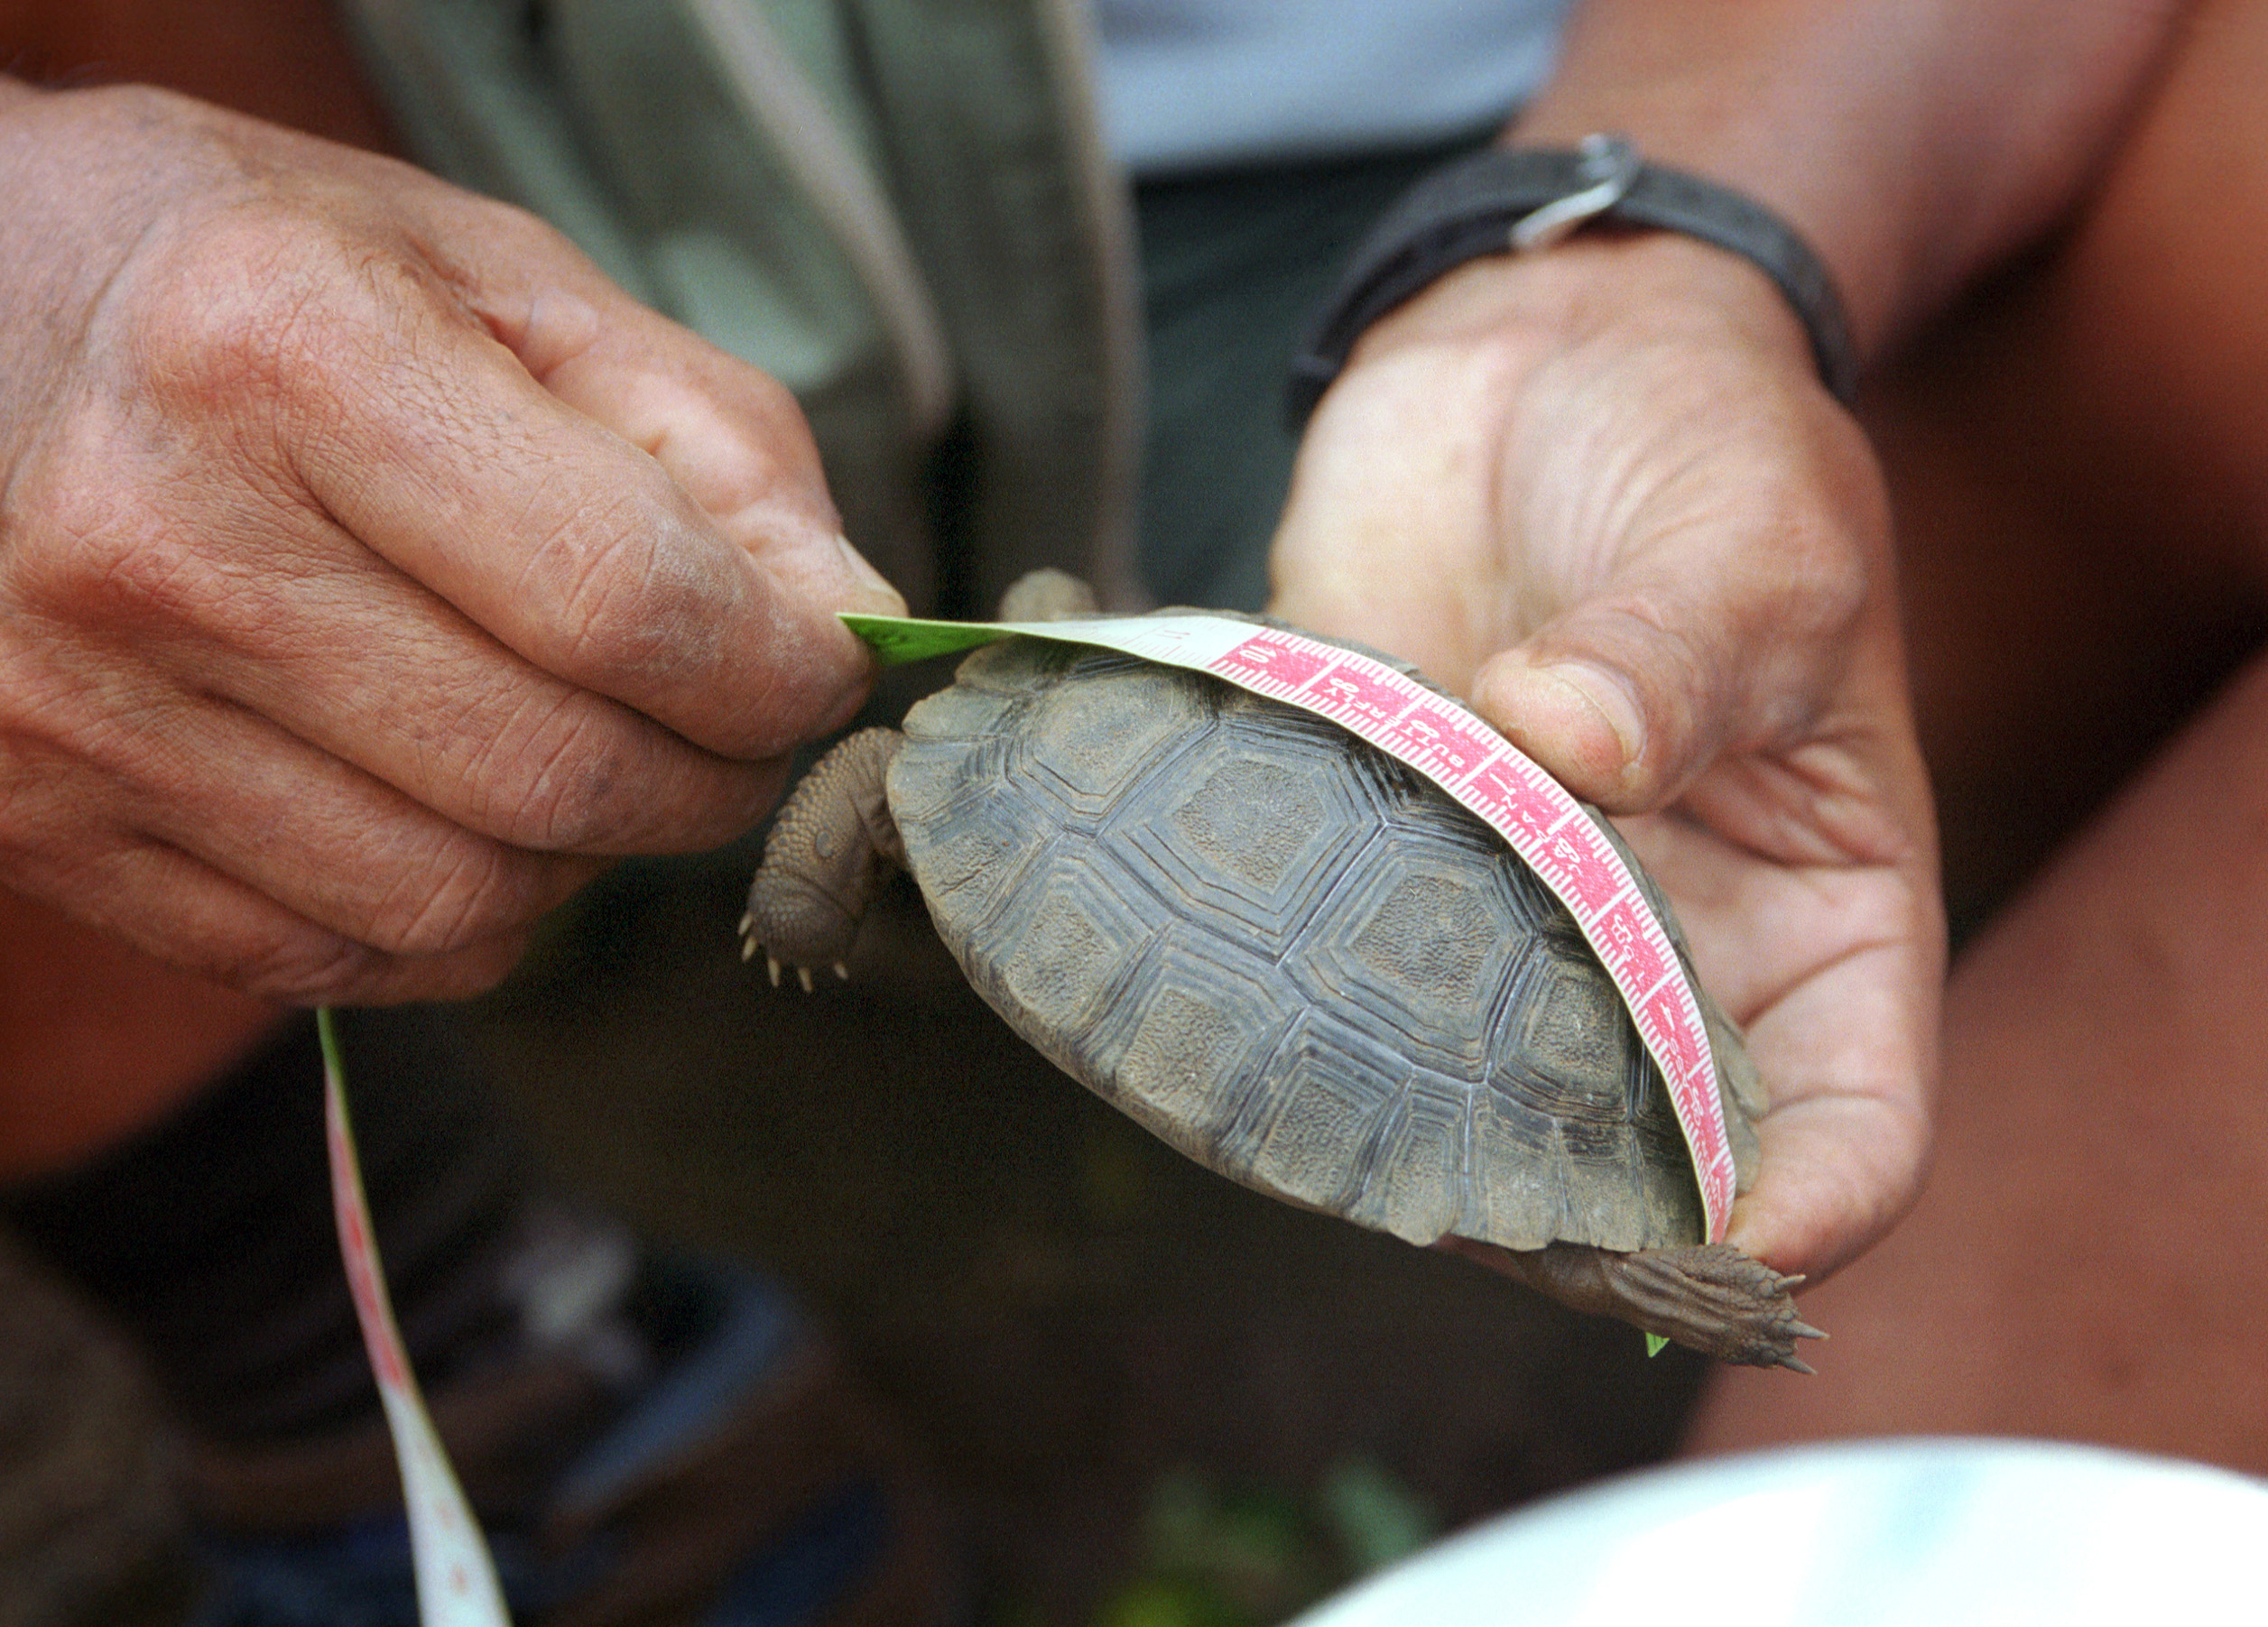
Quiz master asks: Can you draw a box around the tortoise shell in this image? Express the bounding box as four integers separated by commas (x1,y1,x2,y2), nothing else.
884,632,1757,1255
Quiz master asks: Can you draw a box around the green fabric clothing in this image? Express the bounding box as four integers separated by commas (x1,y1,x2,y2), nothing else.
341,0,1140,617
338,0,1490,616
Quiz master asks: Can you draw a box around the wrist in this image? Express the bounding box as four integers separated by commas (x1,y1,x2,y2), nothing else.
1343,228,1821,394
1290,139,1857,424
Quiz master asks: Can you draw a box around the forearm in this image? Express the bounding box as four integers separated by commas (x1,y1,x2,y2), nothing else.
1513,0,2192,359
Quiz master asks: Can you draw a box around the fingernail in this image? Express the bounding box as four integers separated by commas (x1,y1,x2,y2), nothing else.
835,533,906,616
1538,660,1647,772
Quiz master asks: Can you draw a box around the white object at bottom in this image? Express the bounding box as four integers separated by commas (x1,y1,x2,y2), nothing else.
1291,1437,2268,1627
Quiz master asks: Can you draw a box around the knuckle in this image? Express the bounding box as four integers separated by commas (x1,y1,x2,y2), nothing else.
0,400,208,636
532,484,736,693
348,832,546,961
722,365,810,448
430,190,579,276
118,201,435,451
452,692,644,851
220,925,379,1005
125,208,338,402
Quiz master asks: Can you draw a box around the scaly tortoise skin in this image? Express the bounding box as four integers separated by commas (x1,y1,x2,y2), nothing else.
745,574,1819,1367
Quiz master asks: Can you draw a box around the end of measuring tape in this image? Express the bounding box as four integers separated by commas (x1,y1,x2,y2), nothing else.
843,613,1020,666
841,612,1738,1243
321,1010,514,1627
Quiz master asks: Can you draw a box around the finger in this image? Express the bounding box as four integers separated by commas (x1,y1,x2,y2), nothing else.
86,482,793,855
488,280,911,680
475,273,866,566
1726,1074,1933,1284
3,820,541,1006
416,197,908,705
1610,804,1942,1283
8,652,605,968
1467,409,1885,815
1724,932,1937,1282
128,202,882,764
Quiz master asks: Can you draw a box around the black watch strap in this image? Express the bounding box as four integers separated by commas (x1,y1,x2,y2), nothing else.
1287,135,1858,423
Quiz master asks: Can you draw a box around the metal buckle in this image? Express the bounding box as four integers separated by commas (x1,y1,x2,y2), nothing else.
1509,134,1642,253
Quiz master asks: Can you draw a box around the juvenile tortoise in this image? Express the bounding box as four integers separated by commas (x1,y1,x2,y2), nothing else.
744,572,1819,1367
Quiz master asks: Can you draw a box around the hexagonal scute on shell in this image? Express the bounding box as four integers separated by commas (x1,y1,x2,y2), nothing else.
953,844,1164,1053
1494,930,1650,1120
1285,828,1541,1083
1004,658,1215,825
1070,928,1297,1169
1106,726,1385,949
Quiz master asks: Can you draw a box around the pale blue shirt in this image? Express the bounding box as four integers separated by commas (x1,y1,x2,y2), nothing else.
1093,0,1574,174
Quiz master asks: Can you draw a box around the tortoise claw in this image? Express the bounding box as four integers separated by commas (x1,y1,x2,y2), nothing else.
1609,1243,1825,1370
1471,1240,1826,1371
766,957,782,988
834,962,849,981
797,966,814,994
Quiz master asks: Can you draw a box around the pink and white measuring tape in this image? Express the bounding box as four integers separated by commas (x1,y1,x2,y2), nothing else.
320,1010,514,1627
854,610,1737,1242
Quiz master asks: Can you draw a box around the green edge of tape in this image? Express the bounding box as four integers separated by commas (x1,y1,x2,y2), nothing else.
1644,1333,1671,1358
842,612,1017,667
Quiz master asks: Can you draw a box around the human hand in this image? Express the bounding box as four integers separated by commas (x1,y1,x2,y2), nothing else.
0,84,903,1005
1269,234,1944,1287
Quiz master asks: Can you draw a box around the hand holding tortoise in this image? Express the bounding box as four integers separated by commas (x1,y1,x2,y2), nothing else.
745,571,1822,1366
1268,235,1945,1298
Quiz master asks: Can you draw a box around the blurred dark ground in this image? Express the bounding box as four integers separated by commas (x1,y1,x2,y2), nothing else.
481,850,1708,1622
0,838,1707,1627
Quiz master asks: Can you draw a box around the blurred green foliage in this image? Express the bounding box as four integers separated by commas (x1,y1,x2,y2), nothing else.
1091,1457,1435,1627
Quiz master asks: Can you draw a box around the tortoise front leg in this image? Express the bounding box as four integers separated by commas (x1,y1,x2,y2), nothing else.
996,567,1098,622
742,727,906,989
1459,1239,1824,1371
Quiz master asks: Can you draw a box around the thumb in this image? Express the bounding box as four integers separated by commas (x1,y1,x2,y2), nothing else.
1467,547,1868,815
1471,628,1665,811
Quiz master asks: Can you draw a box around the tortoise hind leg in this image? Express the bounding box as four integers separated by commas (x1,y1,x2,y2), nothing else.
743,727,906,989
1467,1240,1825,1372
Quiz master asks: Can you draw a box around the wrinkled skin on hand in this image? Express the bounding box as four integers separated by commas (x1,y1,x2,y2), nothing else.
0,84,903,1005
1270,235,1945,1290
